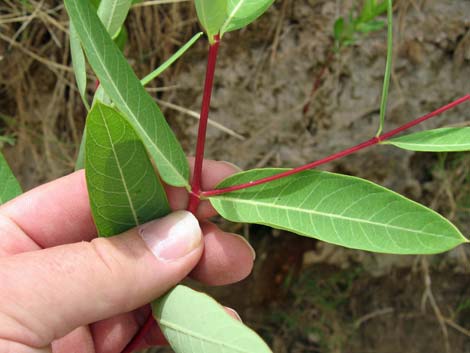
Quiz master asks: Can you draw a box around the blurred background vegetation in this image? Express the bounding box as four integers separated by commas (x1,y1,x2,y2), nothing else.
2,0,470,352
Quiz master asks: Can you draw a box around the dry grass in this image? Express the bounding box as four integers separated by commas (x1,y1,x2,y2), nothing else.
0,0,197,189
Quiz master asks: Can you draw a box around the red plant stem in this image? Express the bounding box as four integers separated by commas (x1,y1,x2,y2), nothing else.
120,36,221,353
187,35,221,213
202,94,470,198
121,313,154,353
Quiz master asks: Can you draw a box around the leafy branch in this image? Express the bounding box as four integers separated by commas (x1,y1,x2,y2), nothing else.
50,0,470,352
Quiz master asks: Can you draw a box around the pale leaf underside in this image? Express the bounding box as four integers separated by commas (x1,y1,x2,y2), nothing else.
153,285,272,353
385,127,470,152
194,0,226,41
220,0,274,34
210,169,467,254
97,0,133,38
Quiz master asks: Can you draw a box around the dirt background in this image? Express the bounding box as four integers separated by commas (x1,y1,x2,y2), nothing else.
2,0,470,352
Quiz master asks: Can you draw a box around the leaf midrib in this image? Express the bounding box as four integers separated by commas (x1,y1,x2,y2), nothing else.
389,141,470,148
158,318,253,353
72,2,186,186
100,0,117,31
213,195,451,239
98,105,139,226
221,0,246,33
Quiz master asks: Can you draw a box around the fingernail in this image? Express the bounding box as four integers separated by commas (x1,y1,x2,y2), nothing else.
221,161,243,172
226,307,243,322
233,234,256,261
140,211,202,262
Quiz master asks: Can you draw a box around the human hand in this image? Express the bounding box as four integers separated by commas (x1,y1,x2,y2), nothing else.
0,159,255,353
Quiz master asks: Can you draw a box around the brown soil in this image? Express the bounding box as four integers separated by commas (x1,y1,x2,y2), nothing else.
2,0,470,352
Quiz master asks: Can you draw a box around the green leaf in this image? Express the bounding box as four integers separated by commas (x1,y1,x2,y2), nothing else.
209,169,467,254
141,32,203,86
359,0,374,22
113,25,128,51
194,0,226,42
385,127,470,152
356,20,385,33
333,18,344,42
70,22,89,110
76,31,200,171
153,285,272,353
65,0,189,187
75,128,86,171
85,102,170,237
97,0,132,38
375,0,392,137
0,152,22,205
220,0,274,35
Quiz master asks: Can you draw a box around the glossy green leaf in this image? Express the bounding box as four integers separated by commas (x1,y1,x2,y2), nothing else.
210,169,467,254
220,0,274,35
85,102,170,237
194,0,226,42
70,22,89,110
153,285,272,353
65,0,190,187
385,127,470,152
97,0,132,38
0,152,22,205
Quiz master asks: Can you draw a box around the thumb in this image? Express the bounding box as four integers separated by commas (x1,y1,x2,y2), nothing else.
0,211,203,349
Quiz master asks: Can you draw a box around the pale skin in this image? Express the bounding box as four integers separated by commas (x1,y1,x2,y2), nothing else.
0,159,255,353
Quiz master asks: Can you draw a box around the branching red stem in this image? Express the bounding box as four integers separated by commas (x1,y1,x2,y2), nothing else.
187,35,221,213
201,94,470,198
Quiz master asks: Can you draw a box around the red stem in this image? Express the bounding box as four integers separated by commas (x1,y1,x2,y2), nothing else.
121,313,154,353
120,36,221,353
202,94,470,198
187,35,221,213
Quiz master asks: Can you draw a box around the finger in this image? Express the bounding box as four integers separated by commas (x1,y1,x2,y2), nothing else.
190,221,255,286
0,211,203,349
0,170,97,249
91,306,166,353
0,159,240,250
165,158,240,219
51,327,94,353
